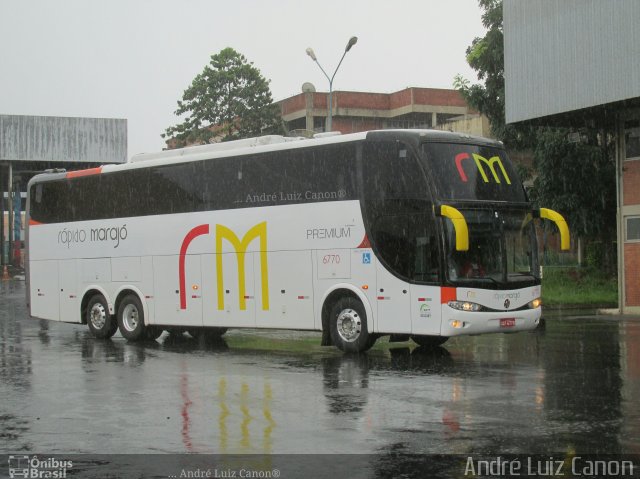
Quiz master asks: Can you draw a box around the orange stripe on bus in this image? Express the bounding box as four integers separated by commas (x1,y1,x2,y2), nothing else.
441,287,457,304
356,235,371,248
29,219,43,226
66,167,103,179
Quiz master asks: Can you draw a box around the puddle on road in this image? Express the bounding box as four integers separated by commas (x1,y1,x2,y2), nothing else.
1,282,640,457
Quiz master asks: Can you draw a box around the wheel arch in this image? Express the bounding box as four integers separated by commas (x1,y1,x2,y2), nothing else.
80,286,111,325
320,284,374,346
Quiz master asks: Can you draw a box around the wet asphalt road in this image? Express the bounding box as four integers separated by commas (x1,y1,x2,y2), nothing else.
2,280,640,476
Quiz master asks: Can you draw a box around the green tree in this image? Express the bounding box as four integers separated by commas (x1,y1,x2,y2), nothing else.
529,128,617,269
163,47,282,147
453,0,535,149
455,0,617,270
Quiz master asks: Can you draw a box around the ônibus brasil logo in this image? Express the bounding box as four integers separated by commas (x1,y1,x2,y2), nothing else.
8,455,73,478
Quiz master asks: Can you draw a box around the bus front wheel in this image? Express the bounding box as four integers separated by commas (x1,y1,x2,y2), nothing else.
86,294,118,339
329,297,373,353
117,295,147,341
411,335,448,348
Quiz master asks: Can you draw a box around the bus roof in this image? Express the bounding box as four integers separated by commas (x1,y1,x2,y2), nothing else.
28,129,503,184
129,129,501,165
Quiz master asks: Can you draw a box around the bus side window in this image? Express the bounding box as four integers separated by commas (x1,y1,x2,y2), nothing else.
362,141,426,201
371,214,439,283
362,140,439,284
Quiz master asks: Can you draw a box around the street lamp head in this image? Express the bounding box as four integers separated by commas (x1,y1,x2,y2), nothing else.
305,47,317,61
345,36,358,52
305,37,358,133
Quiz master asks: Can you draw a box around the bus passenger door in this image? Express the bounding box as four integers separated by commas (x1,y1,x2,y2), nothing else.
58,259,79,323
153,255,203,327
375,264,411,334
409,234,442,336
410,285,441,336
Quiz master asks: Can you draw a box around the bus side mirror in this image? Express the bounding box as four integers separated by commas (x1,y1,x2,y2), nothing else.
438,205,469,252
536,208,570,251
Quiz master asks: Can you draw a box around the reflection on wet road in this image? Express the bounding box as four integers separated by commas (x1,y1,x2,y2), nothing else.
1,281,639,456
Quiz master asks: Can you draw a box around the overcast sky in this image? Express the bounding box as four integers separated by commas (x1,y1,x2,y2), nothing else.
0,0,485,157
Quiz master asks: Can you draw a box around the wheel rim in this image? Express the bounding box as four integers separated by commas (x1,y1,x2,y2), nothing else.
121,304,139,332
89,303,107,330
336,308,362,343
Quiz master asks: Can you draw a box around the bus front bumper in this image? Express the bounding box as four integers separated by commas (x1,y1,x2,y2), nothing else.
440,306,542,337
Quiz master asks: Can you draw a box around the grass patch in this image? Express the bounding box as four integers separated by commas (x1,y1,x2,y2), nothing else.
541,266,617,307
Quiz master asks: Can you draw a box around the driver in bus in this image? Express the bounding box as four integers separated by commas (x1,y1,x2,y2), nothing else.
460,253,486,278
450,247,486,279
463,241,487,278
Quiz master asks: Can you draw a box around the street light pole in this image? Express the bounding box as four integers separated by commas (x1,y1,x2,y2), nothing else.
306,36,358,132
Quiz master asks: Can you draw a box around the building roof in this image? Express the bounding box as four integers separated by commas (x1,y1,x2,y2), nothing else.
0,114,127,164
504,0,640,125
279,87,470,122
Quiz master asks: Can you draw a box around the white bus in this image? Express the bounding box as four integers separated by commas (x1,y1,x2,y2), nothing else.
26,130,569,352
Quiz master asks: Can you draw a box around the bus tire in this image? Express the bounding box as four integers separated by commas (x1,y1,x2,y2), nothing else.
329,297,372,353
411,335,448,348
86,294,118,339
117,295,146,341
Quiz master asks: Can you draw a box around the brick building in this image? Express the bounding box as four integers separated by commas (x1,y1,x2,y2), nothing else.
167,86,490,146
278,86,484,137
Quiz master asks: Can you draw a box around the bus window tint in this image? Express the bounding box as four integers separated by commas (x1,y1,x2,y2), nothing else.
30,181,63,223
151,163,199,214
363,141,426,201
372,214,439,282
239,145,357,207
421,143,526,202
29,143,359,224
362,140,439,283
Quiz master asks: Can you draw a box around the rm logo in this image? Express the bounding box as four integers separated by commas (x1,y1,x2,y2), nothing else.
455,152,511,185
179,222,269,311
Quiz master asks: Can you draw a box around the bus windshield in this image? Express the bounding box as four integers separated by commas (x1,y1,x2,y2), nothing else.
444,208,539,286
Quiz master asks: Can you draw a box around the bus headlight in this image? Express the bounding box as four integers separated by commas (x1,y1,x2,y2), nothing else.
448,300,483,312
528,298,542,309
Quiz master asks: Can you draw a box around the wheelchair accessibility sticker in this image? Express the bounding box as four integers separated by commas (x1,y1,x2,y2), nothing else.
362,252,371,264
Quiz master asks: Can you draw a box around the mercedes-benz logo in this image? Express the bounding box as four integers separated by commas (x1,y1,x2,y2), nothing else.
504,299,511,309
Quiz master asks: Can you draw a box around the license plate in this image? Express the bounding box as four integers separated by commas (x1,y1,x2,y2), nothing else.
500,318,516,328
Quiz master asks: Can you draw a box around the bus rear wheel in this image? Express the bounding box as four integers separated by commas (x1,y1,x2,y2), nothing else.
117,295,147,341
329,297,373,353
86,294,118,339
411,335,448,348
